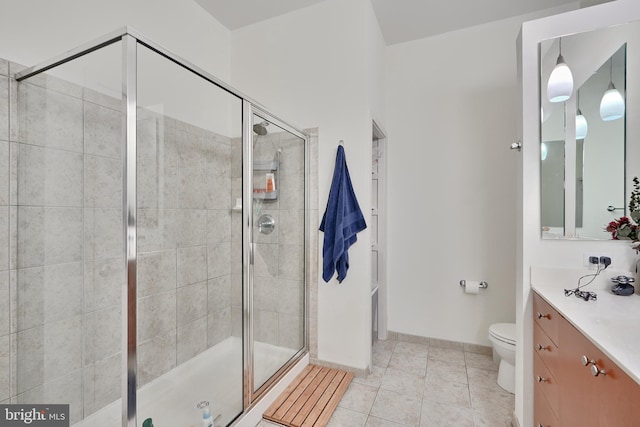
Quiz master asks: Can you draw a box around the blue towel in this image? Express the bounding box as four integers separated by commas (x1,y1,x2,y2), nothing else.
319,145,367,283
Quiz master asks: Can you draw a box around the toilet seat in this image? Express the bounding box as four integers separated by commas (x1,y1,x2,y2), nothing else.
489,323,516,346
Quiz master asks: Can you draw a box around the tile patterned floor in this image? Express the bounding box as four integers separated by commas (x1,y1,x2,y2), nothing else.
257,338,514,427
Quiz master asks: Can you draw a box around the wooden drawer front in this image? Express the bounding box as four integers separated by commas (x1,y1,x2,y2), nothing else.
533,292,561,346
534,352,560,418
534,379,561,427
534,322,559,378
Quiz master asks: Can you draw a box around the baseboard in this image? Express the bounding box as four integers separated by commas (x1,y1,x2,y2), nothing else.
387,330,492,355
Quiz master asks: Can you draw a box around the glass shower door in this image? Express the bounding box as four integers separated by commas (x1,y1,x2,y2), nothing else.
251,112,306,394
14,41,124,426
135,44,244,426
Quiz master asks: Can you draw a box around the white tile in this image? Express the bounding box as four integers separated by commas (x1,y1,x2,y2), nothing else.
466,367,501,391
175,209,206,248
84,257,123,312
365,415,409,427
17,143,83,207
420,399,474,427
327,407,368,427
370,389,422,427
207,209,231,245
16,326,43,393
207,275,231,311
84,208,122,260
84,155,121,208
278,279,304,316
380,367,425,398
177,316,208,364
473,410,513,427
137,331,176,387
90,306,121,362
177,245,208,287
18,83,83,152
138,291,177,343
208,306,231,347
464,351,497,371
278,313,303,350
0,141,8,205
84,102,121,159
17,207,83,268
0,334,9,401
92,353,121,411
338,382,379,414
423,376,471,408
208,241,232,279
353,365,386,389
469,385,515,414
137,249,176,297
178,166,208,209
0,271,8,336
425,359,467,384
43,316,82,381
428,347,465,365
393,341,429,359
388,352,427,377
177,282,208,326
278,243,304,281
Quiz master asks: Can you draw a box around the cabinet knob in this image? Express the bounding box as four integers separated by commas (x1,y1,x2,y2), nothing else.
581,355,595,366
536,344,549,351
536,312,550,320
590,364,606,377
536,375,548,383
537,424,543,427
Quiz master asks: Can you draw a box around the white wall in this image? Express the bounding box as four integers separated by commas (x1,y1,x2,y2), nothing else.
385,14,531,346
231,0,385,371
0,0,230,81
518,1,640,425
0,0,233,137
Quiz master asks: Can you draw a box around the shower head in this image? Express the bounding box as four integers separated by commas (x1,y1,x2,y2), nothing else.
253,121,269,136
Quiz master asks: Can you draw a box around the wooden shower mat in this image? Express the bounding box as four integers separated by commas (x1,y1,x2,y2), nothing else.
263,364,354,427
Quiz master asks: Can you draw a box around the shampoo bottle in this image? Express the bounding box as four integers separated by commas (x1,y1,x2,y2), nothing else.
266,173,275,193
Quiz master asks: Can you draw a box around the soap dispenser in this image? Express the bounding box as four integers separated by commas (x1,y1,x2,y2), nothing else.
198,401,214,427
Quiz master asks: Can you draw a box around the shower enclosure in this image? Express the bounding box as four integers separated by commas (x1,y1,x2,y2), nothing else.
4,28,309,427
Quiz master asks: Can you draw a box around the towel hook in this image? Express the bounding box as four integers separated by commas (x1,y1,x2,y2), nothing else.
339,139,344,145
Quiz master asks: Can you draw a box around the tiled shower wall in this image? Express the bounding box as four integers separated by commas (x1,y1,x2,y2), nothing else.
0,59,236,423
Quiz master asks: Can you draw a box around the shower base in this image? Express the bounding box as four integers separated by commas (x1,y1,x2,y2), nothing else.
72,337,297,427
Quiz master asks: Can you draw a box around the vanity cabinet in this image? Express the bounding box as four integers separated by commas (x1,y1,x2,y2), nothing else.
532,292,640,427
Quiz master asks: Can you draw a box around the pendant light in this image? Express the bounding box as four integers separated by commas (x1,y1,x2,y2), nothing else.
575,90,588,140
599,58,625,121
547,38,574,103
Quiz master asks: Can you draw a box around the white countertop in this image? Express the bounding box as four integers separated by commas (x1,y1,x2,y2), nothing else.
531,267,640,385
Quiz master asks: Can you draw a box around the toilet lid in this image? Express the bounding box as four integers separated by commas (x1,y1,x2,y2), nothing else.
489,323,516,345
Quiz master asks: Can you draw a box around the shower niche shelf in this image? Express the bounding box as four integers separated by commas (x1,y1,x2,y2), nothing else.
253,150,280,201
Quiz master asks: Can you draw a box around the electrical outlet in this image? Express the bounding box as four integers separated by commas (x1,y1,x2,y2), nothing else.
582,253,613,268
583,253,600,266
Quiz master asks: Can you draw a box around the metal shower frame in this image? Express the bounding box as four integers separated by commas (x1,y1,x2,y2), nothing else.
15,26,310,427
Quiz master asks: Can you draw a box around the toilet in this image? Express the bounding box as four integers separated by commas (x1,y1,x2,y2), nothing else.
488,323,516,394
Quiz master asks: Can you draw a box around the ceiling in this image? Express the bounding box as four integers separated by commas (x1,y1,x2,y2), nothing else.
194,0,611,45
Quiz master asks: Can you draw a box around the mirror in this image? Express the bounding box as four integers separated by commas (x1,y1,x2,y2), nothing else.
539,21,638,240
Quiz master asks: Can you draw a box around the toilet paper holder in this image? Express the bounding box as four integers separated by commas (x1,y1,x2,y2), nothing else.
459,280,489,289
